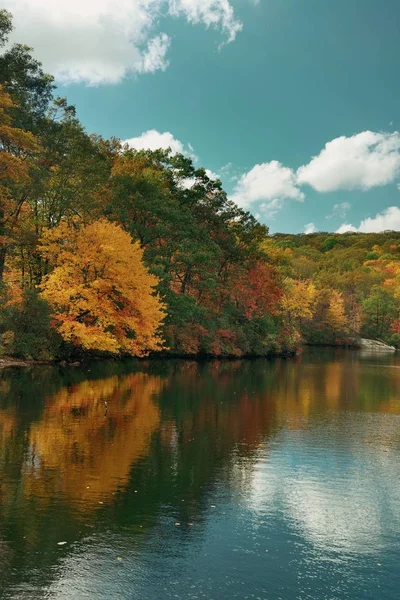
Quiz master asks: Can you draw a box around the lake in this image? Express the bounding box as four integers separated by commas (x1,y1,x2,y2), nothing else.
0,349,399,599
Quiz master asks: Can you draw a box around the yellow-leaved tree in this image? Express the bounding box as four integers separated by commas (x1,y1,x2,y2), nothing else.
325,289,348,332
40,219,165,356
280,278,316,326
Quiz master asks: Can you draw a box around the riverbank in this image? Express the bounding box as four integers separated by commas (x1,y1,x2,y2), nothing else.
0,349,297,369
1,337,395,370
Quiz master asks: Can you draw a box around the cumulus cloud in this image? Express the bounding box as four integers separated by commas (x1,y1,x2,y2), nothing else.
229,161,304,215
336,223,358,234
205,168,219,180
304,222,317,234
337,206,400,234
123,129,197,160
297,131,400,192
3,0,243,85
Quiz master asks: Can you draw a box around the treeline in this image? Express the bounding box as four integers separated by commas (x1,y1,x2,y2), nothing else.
1,10,399,361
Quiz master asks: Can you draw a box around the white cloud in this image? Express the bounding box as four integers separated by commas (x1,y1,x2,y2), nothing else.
205,168,219,180
304,222,316,234
337,206,400,234
326,202,351,220
259,198,284,218
123,129,197,160
3,0,243,85
229,161,304,215
297,131,400,192
336,223,358,234
169,0,242,44
219,162,240,183
138,33,170,74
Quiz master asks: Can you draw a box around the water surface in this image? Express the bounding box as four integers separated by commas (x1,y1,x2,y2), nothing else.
0,349,399,599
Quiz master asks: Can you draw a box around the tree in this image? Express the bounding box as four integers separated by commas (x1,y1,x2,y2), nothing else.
231,261,282,319
0,85,39,279
326,289,348,332
0,10,54,132
0,289,61,360
280,279,316,327
361,287,398,339
40,219,166,356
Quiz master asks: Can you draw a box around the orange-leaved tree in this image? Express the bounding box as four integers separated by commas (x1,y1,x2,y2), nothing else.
40,218,166,355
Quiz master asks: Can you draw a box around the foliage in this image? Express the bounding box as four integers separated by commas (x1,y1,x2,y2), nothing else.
0,85,39,278
361,287,398,339
40,219,166,356
268,231,400,345
2,11,400,359
0,289,62,360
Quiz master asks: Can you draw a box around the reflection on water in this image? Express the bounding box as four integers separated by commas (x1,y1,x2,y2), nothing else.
25,373,162,508
0,350,399,599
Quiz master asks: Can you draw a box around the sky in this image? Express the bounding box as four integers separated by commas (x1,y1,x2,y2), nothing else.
4,0,400,234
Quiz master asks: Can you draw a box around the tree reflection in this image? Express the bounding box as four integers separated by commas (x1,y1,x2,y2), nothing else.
23,373,164,508
0,351,399,596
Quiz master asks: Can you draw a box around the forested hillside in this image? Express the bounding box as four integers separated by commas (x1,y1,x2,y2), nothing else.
1,10,400,361
267,231,400,347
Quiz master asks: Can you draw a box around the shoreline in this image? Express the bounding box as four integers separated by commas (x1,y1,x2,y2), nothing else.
1,338,396,370
0,351,298,369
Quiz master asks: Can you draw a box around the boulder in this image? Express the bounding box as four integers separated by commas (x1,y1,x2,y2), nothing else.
357,338,396,352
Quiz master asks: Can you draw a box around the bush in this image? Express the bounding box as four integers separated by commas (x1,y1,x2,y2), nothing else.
388,333,400,349
0,290,62,360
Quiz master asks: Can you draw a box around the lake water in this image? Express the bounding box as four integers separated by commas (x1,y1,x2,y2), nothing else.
0,349,399,599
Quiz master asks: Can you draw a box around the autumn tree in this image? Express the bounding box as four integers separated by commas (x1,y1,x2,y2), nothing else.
0,85,38,279
108,149,274,356
40,219,165,356
280,278,316,328
231,261,282,319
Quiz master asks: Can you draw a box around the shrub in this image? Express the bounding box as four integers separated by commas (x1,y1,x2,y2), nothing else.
0,290,62,360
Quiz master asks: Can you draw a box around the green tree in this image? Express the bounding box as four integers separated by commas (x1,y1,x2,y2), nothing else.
361,287,399,339
0,10,54,132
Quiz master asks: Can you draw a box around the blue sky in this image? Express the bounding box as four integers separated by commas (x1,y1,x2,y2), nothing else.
6,0,400,233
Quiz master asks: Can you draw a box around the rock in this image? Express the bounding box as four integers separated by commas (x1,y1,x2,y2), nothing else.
59,361,81,367
357,338,396,352
0,358,32,368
